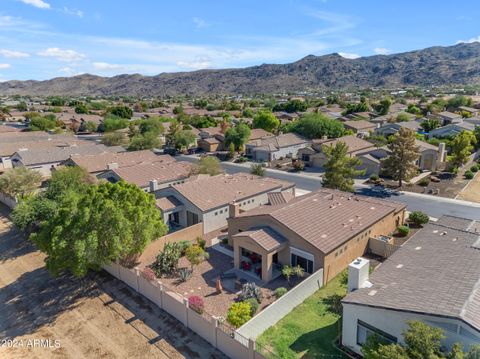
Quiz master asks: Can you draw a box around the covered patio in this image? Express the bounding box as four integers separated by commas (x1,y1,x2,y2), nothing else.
232,227,287,282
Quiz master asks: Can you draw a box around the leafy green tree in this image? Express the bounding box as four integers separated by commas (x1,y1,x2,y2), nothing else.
85,121,98,132
29,115,58,131
408,211,429,226
449,131,476,168
110,106,133,119
395,113,411,122
173,130,196,150
322,142,364,192
196,156,223,176
102,116,129,132
374,97,392,115
250,163,265,177
165,120,181,149
447,95,473,110
101,132,128,146
138,117,165,136
31,181,167,277
49,97,65,106
273,99,308,113
404,321,444,359
406,104,422,116
11,196,56,232
128,132,161,151
225,123,251,151
74,103,89,114
0,167,42,198
382,128,420,186
16,101,28,111
45,166,93,201
421,119,441,132
253,110,280,132
289,113,344,139
466,345,480,359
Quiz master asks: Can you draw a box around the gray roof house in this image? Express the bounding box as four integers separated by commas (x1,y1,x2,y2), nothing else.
375,120,422,137
341,217,480,356
428,122,475,139
245,133,310,162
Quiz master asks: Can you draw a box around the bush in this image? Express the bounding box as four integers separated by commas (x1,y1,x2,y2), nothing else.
178,240,192,256
408,211,429,226
465,170,474,179
418,178,430,187
293,160,305,172
274,287,288,299
141,267,156,282
196,237,206,249
238,282,263,303
369,174,379,182
188,295,204,314
235,156,247,163
178,268,192,282
227,302,252,328
471,164,479,172
397,225,410,237
149,242,181,277
244,298,259,316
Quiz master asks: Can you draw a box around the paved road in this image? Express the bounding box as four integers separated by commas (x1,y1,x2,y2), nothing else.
179,155,480,220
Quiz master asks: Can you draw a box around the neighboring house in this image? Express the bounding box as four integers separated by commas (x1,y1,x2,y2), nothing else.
459,106,480,117
62,150,171,175
57,113,103,132
155,173,295,234
342,216,480,356
375,120,422,137
97,159,192,192
428,122,476,139
246,133,309,162
437,111,462,125
198,127,272,153
343,120,377,136
388,103,408,114
227,189,406,283
10,144,123,176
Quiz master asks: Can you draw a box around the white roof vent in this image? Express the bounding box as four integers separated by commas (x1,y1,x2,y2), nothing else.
396,264,403,269
415,246,422,251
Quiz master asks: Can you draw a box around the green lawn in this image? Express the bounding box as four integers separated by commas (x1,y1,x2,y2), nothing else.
256,273,348,359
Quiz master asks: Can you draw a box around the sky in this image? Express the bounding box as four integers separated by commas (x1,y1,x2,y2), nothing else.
1,0,480,81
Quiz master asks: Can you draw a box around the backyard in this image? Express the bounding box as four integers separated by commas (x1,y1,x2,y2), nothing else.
256,272,348,359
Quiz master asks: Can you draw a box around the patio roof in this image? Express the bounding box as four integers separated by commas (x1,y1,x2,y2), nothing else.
233,227,287,252
156,196,183,212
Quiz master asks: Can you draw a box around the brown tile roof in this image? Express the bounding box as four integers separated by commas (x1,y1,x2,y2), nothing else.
233,227,287,252
248,133,308,151
68,150,170,173
436,215,480,233
112,160,192,188
343,120,376,130
314,135,375,154
343,222,480,331
239,189,405,254
267,191,294,206
172,173,295,212
156,196,183,211
249,128,273,140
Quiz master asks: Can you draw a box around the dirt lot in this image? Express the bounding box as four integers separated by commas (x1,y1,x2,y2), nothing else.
0,206,226,359
456,171,480,202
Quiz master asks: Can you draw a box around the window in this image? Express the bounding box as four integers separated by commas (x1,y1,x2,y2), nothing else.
214,211,218,216
357,320,397,347
252,199,255,203
459,326,480,341
291,253,313,274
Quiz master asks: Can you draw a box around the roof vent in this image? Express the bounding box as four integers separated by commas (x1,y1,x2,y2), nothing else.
440,231,447,236
415,246,422,251
370,207,375,210
368,290,377,296
452,238,458,242
396,264,403,269
433,230,439,234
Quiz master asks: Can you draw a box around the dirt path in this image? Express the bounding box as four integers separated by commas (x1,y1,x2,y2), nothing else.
456,171,480,203
0,207,226,359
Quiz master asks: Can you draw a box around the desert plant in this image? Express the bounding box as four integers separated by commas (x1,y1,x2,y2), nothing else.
196,237,206,249
244,298,259,316
188,295,204,314
141,267,156,281
149,242,181,277
369,174,379,182
227,302,252,328
418,177,430,187
250,163,266,176
178,267,193,282
185,244,209,270
409,211,429,227
238,282,263,303
293,160,305,171
471,164,479,172
465,170,474,179
397,225,410,237
178,240,192,255
274,287,288,299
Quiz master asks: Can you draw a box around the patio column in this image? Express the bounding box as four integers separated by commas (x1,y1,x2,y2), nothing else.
234,244,241,270
262,252,273,282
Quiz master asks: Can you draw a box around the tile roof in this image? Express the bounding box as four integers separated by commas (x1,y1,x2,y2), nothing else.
267,191,294,205
172,173,294,212
344,120,377,130
68,150,169,173
314,135,375,154
238,189,405,254
233,227,287,252
439,111,462,119
156,196,183,211
436,215,480,233
249,128,273,140
343,222,480,331
112,160,192,188
248,133,308,151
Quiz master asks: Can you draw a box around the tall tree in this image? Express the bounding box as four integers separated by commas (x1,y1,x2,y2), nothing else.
165,120,181,149
195,156,223,176
288,113,344,139
173,130,196,150
31,181,167,277
382,128,420,186
449,130,476,168
0,167,43,198
252,110,280,133
225,123,251,151
322,142,364,192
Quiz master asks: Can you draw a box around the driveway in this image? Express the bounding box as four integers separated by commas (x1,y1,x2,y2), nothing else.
0,206,226,359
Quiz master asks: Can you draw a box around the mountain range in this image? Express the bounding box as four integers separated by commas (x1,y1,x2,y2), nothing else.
1,42,480,97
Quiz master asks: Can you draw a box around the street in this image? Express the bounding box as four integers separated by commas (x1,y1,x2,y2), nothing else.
178,155,480,220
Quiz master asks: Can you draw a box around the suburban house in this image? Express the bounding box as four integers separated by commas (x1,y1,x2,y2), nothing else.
343,120,377,136
155,173,295,234
227,189,406,284
342,216,480,355
375,120,422,137
10,144,123,176
459,106,480,117
197,127,272,153
436,111,462,125
57,113,103,132
428,122,476,139
245,133,309,162
62,150,171,176
97,159,192,192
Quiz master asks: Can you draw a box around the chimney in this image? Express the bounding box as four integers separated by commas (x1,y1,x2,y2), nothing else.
107,162,119,170
149,179,158,192
437,142,447,163
348,257,371,292
229,202,241,218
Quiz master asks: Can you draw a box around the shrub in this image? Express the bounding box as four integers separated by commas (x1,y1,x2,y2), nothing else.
235,156,247,163
397,225,410,237
185,244,209,270
418,177,430,187
149,242,181,277
274,287,288,299
293,160,305,172
178,240,192,256
227,302,252,328
369,174,379,182
188,295,204,314
465,170,474,179
471,164,479,172
238,282,263,303
178,268,192,282
196,237,206,249
244,298,259,316
409,211,429,227
141,267,156,282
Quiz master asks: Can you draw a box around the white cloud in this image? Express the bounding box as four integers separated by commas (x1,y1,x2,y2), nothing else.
92,62,124,71
59,66,82,76
0,64,11,69
38,47,86,62
456,35,480,44
177,57,211,70
338,52,360,59
62,7,84,18
193,17,208,29
373,47,390,55
0,49,30,58
18,0,50,9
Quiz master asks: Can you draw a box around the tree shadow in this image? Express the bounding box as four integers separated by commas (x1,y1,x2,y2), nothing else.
0,227,37,263
289,322,344,358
